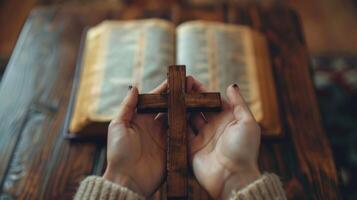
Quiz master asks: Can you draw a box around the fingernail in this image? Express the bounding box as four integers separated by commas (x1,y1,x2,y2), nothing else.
128,85,133,90
232,84,239,90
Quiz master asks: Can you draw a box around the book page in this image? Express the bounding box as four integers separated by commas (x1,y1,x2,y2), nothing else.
70,19,175,133
176,21,261,119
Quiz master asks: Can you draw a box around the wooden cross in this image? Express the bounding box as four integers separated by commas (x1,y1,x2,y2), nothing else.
137,65,222,199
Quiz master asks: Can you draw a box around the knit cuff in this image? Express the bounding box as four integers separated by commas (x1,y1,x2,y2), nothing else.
74,176,144,200
229,173,286,200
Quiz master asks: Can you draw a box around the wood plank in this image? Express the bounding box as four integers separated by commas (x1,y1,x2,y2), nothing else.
288,0,357,54
172,3,225,24
0,0,38,59
244,4,338,199
270,7,338,199
0,6,120,199
0,7,58,192
167,65,188,198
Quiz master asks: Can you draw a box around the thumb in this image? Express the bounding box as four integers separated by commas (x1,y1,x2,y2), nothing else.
115,86,139,125
226,84,254,121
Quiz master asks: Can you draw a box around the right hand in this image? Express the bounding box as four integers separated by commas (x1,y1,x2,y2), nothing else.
103,82,168,197
187,77,262,199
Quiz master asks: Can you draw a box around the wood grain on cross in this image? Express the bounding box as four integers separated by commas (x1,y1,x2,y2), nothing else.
137,65,222,199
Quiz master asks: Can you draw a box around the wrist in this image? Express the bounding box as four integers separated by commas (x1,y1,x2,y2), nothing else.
221,167,261,199
103,168,143,196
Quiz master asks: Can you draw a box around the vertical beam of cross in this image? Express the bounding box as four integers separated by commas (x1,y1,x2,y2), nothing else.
167,66,188,198
137,65,221,199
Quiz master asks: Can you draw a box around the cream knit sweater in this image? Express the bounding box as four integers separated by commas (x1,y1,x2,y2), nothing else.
74,173,286,200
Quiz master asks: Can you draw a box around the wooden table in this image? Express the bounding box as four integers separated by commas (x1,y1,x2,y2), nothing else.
0,2,339,199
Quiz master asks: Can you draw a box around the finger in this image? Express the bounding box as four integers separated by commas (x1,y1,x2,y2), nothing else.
188,127,205,156
142,80,168,120
188,126,196,142
186,75,196,93
188,126,198,163
189,112,207,133
155,113,168,128
188,76,223,121
115,86,139,125
150,80,168,94
226,84,255,121
186,76,206,92
153,113,168,149
188,125,200,159
220,98,232,110
191,77,206,92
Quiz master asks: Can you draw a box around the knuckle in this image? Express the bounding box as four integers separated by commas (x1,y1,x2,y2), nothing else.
233,104,245,114
241,117,260,131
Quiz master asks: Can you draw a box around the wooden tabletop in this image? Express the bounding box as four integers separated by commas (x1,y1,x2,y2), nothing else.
0,2,339,199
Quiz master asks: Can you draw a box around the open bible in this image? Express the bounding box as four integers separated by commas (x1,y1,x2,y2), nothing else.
68,19,281,138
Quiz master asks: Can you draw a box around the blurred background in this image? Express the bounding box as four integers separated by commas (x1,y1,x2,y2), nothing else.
0,0,356,199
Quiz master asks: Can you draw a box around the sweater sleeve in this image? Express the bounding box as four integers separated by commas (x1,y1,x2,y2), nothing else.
229,173,286,200
74,176,144,200
74,174,285,200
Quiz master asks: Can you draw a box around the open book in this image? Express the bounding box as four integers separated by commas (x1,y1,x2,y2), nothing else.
68,19,281,138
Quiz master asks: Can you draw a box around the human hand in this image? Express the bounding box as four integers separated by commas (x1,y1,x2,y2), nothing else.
187,77,261,199
103,82,168,197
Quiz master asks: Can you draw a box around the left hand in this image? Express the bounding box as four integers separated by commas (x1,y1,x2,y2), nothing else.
187,77,261,199
103,82,168,197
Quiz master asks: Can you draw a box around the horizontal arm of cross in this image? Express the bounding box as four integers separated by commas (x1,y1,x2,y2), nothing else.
137,93,222,113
